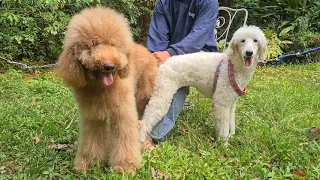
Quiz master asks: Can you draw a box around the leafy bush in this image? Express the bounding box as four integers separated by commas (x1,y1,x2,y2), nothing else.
236,0,320,34
236,0,320,63
264,28,292,59
0,0,146,63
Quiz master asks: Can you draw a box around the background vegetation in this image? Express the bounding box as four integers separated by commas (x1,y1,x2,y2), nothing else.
1,0,319,64
0,0,152,63
0,0,319,179
0,63,319,179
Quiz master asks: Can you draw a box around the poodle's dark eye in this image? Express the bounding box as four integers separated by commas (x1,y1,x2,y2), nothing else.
254,39,258,42
241,40,245,43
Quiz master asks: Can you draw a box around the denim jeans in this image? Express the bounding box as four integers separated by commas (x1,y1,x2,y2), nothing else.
149,86,189,142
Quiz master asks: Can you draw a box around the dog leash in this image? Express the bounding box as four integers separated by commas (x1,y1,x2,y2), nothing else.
258,47,320,64
213,58,246,96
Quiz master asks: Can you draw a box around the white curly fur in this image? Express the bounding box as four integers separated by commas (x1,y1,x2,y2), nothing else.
139,26,267,143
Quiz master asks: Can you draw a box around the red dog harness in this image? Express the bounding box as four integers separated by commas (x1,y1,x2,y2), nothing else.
213,58,246,96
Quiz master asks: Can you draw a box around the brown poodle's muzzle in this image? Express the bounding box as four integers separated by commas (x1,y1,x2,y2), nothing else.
103,64,116,72
94,63,117,86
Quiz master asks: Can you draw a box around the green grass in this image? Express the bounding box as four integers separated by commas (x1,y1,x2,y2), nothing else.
0,63,319,179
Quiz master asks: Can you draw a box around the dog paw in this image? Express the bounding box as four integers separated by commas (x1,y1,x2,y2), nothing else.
138,121,147,144
140,135,155,151
112,163,137,176
74,157,90,172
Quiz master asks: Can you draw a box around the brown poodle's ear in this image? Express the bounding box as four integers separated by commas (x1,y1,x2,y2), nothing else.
118,64,130,79
259,38,268,60
57,46,87,87
117,52,131,79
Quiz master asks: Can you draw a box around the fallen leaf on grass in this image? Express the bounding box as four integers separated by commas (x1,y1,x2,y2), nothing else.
0,165,13,175
23,73,40,82
251,178,261,180
310,127,320,138
0,166,5,174
198,149,210,156
293,170,306,178
55,121,64,125
219,154,229,159
263,163,273,169
48,144,69,150
151,167,169,180
65,169,72,175
33,134,40,144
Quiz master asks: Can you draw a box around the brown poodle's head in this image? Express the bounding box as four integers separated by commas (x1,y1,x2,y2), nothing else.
57,7,133,88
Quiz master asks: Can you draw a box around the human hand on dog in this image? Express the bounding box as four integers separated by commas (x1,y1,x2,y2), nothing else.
152,51,171,66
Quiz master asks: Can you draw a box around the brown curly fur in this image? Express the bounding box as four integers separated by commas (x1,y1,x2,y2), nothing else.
57,7,157,174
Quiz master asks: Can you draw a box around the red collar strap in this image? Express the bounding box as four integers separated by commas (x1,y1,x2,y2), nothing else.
213,58,246,96
228,59,246,96
212,58,225,94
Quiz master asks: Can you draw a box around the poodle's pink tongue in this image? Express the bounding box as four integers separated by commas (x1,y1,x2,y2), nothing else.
245,57,253,67
103,73,113,86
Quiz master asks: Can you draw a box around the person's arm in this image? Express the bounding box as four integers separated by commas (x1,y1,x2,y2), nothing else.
167,0,219,55
146,1,169,53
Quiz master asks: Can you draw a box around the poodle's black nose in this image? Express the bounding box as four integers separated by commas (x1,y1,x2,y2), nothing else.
245,50,253,56
103,64,115,72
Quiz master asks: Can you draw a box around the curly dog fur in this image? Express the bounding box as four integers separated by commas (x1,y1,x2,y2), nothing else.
139,26,267,143
57,7,157,174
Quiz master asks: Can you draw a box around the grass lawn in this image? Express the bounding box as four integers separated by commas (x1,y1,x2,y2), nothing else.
0,63,319,179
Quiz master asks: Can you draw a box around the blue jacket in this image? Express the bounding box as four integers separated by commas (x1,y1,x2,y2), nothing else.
147,0,219,55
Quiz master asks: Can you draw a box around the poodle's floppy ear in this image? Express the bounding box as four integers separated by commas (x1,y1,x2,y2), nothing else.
118,64,130,79
57,46,87,87
117,53,131,79
224,38,236,56
259,37,268,60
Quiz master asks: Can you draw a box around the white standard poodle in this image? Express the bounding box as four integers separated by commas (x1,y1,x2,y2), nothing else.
139,25,267,143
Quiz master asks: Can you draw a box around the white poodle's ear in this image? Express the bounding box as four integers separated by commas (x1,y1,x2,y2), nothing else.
259,37,268,60
225,38,235,56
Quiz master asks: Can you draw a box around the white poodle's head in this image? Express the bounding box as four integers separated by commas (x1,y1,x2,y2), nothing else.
225,25,267,67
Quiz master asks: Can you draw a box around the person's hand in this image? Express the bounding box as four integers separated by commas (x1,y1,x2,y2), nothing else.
152,51,171,66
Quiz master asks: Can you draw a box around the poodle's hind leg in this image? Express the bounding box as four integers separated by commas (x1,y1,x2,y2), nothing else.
229,102,236,136
75,119,107,171
108,91,142,175
140,84,180,139
212,104,232,142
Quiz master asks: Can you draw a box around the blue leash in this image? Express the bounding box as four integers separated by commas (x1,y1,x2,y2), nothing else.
259,47,320,64
277,47,320,61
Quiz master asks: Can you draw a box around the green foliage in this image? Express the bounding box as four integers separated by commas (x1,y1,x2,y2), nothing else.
263,28,292,59
1,63,320,178
0,0,147,62
236,0,320,34
236,0,320,62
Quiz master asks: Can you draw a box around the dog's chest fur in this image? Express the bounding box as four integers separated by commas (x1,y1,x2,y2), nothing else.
73,79,133,120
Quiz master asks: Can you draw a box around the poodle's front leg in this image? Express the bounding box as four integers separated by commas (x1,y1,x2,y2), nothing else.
75,119,107,171
108,92,142,175
229,102,236,135
212,104,232,142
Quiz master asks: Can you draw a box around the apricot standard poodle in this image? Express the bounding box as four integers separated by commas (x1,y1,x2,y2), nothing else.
57,7,157,174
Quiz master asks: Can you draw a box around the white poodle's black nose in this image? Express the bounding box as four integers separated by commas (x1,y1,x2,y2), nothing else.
245,50,253,56
103,64,116,72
